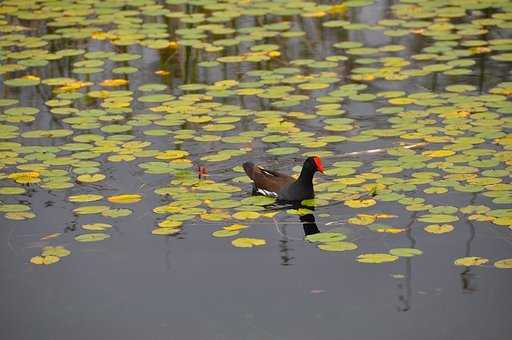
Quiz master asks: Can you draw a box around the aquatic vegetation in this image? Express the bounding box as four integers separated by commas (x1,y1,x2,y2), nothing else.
30,246,71,265
0,0,509,270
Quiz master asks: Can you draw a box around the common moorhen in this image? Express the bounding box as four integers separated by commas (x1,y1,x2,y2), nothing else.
242,156,325,201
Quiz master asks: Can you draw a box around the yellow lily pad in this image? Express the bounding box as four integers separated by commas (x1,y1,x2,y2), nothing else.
318,241,358,252
40,233,61,240
151,228,180,235
454,257,489,266
422,150,455,158
68,194,103,202
107,194,142,204
494,259,512,269
232,211,260,220
348,214,376,225
376,228,405,234
158,220,183,228
201,212,231,221
356,253,399,264
77,174,106,183
75,233,110,242
212,229,240,237
389,248,422,257
345,199,376,208
73,205,110,215
223,224,249,231
5,211,35,220
30,255,60,265
41,246,71,257
81,223,112,231
155,150,189,159
424,224,454,234
8,171,41,184
231,237,266,248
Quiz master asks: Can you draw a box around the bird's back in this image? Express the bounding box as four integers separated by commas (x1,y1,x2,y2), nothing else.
242,162,295,196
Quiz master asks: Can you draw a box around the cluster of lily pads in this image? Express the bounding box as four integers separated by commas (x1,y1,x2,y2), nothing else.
0,0,511,268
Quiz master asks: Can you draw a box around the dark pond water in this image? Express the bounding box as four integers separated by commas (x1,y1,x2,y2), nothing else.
1,0,512,339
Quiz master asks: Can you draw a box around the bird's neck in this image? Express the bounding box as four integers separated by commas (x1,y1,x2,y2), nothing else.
297,166,315,185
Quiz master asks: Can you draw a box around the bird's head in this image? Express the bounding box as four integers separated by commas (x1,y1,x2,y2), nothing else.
306,156,325,174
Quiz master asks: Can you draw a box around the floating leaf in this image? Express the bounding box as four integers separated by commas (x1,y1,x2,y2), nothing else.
231,238,266,248
4,76,41,87
82,223,112,231
424,224,454,234
207,199,241,209
101,208,132,218
152,228,180,235
357,253,399,264
454,257,489,267
212,229,240,237
107,194,142,204
73,205,110,215
376,227,405,234
0,187,25,195
306,232,346,243
5,211,35,220
422,150,455,158
8,172,40,184
77,174,106,183
345,199,376,208
41,233,61,240
240,196,276,206
68,194,103,202
348,214,376,225
318,241,358,252
266,147,300,155
223,224,249,231
389,248,422,257
233,211,260,220
74,233,110,242
494,259,512,269
41,246,71,257
30,255,59,265
201,212,231,221
418,214,459,223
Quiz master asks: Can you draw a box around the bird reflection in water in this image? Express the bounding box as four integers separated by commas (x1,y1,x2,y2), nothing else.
276,203,320,266
300,210,320,236
395,218,415,312
461,218,478,293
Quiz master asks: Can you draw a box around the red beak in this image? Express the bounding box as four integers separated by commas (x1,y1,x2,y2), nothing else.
313,157,324,173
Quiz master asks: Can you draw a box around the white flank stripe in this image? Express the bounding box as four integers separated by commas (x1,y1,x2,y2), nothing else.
257,188,278,197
